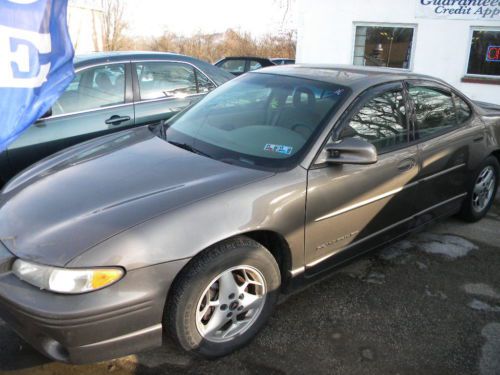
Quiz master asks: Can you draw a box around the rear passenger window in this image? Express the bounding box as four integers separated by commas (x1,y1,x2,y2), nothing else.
341,89,408,153
454,94,472,124
219,59,246,74
136,62,197,100
408,86,457,139
249,61,262,71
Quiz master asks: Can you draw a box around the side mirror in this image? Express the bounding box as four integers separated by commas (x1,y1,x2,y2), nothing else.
40,107,52,119
324,137,378,165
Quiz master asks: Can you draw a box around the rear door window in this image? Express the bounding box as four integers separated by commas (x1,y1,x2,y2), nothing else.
219,59,247,74
249,60,263,71
408,85,457,139
454,94,472,124
135,62,198,100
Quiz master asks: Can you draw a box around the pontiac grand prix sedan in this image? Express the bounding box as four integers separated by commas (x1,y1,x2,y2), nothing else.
0,65,499,363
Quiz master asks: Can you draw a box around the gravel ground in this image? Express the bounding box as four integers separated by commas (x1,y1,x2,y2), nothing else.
0,194,499,375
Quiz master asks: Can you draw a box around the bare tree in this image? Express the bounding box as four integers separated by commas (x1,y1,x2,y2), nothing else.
101,0,129,51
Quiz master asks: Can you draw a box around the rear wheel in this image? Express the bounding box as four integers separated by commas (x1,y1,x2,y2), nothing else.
458,156,499,222
165,237,281,358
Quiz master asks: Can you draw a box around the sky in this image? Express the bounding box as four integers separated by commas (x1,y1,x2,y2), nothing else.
123,0,297,38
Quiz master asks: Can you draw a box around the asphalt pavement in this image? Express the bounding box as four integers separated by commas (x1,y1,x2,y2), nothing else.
1,194,499,375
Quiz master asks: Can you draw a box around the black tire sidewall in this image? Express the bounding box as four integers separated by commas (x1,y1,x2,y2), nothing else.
167,238,281,358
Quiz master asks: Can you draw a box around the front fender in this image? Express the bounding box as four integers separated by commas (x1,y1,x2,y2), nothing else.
67,168,307,272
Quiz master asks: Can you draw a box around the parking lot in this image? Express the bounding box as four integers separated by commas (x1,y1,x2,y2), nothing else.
0,194,499,375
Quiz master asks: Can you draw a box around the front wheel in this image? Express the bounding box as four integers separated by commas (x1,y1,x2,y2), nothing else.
458,156,499,222
165,237,281,358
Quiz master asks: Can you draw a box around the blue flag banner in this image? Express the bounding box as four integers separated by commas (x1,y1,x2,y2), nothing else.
0,0,74,152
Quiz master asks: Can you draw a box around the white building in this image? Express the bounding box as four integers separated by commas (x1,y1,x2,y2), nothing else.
68,0,104,53
296,0,500,104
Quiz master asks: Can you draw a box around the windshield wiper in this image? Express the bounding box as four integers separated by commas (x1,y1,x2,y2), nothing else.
168,140,211,158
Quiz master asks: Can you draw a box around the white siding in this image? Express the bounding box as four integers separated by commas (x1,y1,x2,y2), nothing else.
296,0,500,104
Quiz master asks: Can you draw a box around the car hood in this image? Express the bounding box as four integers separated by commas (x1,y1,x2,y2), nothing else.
0,128,272,267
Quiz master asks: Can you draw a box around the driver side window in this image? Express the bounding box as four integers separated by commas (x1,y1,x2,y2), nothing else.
341,89,409,153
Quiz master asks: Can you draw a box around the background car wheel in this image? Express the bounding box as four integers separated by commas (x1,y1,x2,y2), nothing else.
458,156,499,222
165,236,281,358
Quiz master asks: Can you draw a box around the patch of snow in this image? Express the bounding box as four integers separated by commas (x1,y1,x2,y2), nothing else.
416,261,428,270
425,286,447,300
480,323,500,375
379,240,413,261
464,283,500,300
414,233,478,259
468,299,500,313
363,271,385,285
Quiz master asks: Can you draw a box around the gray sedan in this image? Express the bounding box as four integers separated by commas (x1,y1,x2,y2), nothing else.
0,65,499,363
0,52,233,184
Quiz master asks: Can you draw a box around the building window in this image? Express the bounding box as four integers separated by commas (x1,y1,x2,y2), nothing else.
353,25,415,69
466,29,500,77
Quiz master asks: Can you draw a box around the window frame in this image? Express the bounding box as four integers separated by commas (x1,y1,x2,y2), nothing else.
351,22,418,72
463,26,500,80
131,60,218,103
37,61,133,121
332,81,413,156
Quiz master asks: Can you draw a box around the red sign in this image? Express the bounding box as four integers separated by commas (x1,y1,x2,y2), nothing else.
486,46,500,62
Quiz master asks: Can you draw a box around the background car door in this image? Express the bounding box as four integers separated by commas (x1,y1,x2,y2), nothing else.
133,61,215,126
305,83,419,274
407,82,486,220
7,62,134,175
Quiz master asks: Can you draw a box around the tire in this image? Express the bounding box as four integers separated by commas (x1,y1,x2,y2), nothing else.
165,236,281,358
458,156,499,222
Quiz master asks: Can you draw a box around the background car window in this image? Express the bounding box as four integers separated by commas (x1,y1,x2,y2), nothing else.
249,61,262,71
136,62,197,100
52,64,125,115
196,70,216,93
408,86,457,139
454,95,472,124
341,89,408,152
219,60,246,74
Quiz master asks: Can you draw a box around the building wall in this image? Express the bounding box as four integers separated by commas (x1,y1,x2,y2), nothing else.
68,0,104,54
296,0,500,104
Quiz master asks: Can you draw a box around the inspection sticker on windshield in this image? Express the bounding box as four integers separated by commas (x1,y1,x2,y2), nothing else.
264,144,293,155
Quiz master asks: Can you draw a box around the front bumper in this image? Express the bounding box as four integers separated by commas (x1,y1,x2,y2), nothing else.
0,250,189,364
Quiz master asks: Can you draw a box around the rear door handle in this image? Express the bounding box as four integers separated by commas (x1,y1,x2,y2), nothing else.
105,115,131,125
397,158,416,172
473,135,484,142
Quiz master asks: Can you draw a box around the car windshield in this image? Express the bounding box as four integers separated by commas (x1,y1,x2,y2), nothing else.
165,73,349,170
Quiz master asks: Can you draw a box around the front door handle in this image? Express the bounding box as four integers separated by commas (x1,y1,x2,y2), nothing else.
105,115,131,125
397,158,416,172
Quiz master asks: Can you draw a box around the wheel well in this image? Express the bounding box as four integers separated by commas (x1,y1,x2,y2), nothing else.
242,230,292,283
491,150,500,167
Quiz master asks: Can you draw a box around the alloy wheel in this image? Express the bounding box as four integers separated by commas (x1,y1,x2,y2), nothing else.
195,265,267,343
472,166,496,213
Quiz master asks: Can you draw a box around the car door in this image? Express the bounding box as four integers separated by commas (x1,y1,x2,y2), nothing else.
406,81,486,220
133,61,215,126
7,62,134,176
305,82,419,274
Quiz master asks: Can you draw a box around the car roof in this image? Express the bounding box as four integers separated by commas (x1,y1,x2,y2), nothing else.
73,51,234,86
255,64,447,91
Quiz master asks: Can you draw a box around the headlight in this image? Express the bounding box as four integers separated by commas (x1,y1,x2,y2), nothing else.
12,259,124,294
